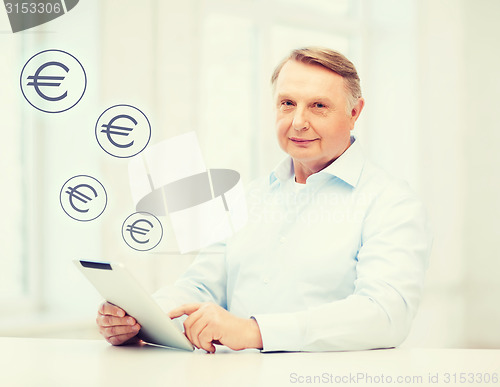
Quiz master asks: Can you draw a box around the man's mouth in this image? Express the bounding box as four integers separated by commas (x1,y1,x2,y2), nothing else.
289,137,318,144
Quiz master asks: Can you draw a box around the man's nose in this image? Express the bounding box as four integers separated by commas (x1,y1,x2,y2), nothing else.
292,108,309,131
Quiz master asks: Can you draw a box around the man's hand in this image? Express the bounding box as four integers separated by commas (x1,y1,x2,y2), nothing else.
169,302,263,353
96,302,142,345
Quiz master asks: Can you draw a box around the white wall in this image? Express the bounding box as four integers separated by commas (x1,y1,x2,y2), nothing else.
461,0,500,348
402,0,500,349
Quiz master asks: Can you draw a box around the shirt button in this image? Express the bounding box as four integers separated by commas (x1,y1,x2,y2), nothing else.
263,277,270,284
279,236,286,244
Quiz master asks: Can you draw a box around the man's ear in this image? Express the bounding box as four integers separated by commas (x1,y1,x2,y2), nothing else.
351,97,365,121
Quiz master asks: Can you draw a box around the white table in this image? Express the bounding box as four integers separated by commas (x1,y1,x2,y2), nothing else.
1,337,499,386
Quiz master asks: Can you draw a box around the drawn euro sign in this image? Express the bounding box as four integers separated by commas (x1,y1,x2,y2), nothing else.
4,0,79,33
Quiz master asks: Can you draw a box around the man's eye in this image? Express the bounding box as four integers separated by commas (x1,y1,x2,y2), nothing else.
314,102,326,108
282,101,294,106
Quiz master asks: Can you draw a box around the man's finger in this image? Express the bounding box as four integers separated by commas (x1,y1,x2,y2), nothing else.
188,316,209,350
108,332,139,346
183,310,204,346
102,323,140,338
98,314,136,327
199,328,216,354
99,302,125,317
169,303,203,319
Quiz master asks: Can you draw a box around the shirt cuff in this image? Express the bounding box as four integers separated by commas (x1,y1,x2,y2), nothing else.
251,311,306,352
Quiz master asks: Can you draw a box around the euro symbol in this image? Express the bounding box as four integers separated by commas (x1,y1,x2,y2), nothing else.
27,61,69,101
100,114,137,149
126,219,154,244
65,184,98,213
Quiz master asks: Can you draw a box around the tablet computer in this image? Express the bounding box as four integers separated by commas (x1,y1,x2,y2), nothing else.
74,259,194,351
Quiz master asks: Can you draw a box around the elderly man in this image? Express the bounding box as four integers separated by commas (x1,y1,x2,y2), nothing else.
96,47,431,353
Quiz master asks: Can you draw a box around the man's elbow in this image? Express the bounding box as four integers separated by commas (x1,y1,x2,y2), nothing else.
371,299,416,350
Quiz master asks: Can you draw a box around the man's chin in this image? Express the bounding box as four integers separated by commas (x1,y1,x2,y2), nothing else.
288,148,319,162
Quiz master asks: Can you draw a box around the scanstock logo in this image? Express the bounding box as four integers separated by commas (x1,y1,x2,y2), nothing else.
4,0,79,33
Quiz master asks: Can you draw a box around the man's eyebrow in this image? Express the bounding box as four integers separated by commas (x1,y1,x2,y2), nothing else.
275,93,334,103
275,93,292,100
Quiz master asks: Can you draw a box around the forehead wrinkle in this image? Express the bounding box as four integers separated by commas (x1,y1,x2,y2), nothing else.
275,80,340,104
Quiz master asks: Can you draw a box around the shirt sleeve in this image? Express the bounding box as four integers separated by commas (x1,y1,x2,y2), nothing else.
152,242,228,318
252,184,432,352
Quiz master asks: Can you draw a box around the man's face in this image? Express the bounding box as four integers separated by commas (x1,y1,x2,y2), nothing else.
274,60,363,174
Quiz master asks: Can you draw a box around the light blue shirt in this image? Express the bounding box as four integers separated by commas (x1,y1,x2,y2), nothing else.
154,138,432,351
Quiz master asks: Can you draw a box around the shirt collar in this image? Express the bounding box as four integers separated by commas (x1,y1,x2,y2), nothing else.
269,136,365,188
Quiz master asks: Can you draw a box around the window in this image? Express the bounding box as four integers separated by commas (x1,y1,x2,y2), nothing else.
0,34,37,312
